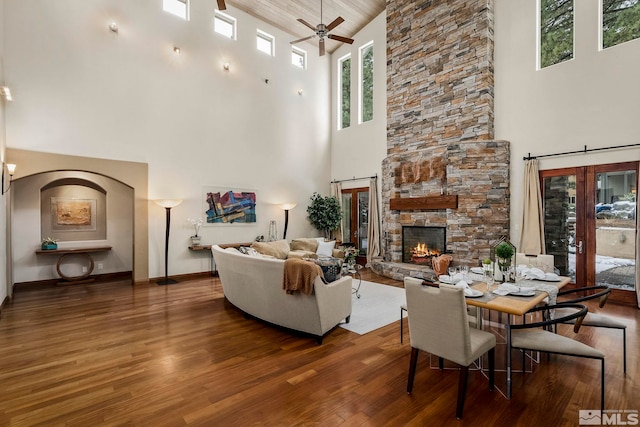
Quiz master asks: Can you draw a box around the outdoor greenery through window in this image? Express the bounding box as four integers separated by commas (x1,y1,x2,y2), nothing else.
214,11,236,39
339,54,351,129
540,0,574,68
360,42,374,123
602,0,640,49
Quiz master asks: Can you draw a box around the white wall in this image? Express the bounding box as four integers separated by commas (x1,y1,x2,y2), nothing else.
3,0,331,279
330,11,387,190
495,0,640,245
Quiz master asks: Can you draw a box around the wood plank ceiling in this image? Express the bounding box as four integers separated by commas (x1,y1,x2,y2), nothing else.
227,0,386,54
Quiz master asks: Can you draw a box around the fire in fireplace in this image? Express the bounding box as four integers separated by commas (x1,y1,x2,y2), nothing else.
402,226,446,265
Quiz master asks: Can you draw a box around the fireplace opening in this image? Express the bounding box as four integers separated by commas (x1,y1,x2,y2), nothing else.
402,226,446,265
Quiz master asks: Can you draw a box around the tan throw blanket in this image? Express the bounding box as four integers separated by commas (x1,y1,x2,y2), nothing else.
283,258,322,295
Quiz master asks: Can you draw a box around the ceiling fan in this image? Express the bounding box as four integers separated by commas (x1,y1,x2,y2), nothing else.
290,0,354,56
217,0,226,11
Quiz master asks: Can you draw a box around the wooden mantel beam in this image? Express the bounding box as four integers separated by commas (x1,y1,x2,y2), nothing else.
389,195,458,211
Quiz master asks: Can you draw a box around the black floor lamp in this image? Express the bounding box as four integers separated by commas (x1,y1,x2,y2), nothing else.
279,203,297,240
154,199,183,285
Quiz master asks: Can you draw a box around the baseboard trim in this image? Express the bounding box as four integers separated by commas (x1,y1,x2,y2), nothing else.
13,271,133,290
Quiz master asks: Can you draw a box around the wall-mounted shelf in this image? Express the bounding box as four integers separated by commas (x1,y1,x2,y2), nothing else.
389,195,458,211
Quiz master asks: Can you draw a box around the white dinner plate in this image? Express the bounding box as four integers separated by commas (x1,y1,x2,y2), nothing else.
509,289,536,297
533,276,561,282
464,289,484,298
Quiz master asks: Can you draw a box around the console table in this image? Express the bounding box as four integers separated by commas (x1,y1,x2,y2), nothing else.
35,246,112,285
191,242,254,277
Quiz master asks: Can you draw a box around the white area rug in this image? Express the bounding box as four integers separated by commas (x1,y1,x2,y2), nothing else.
339,280,407,335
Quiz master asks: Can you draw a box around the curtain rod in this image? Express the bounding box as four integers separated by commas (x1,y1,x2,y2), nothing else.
331,174,377,184
523,143,640,161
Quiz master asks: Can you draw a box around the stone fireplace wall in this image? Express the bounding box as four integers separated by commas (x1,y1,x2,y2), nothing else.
376,0,509,278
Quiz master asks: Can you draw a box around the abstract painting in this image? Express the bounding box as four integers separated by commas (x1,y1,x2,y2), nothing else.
204,188,257,224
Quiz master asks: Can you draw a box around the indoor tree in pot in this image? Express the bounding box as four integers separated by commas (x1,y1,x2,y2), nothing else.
306,193,342,240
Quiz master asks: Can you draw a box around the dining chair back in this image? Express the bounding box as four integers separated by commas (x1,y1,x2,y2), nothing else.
555,285,627,372
510,303,605,409
404,277,496,419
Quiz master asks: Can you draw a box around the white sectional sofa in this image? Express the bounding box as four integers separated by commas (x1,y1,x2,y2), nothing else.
211,245,352,343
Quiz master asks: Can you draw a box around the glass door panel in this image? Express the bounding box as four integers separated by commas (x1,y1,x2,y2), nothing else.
341,193,353,244
594,169,636,291
543,174,579,283
357,192,369,255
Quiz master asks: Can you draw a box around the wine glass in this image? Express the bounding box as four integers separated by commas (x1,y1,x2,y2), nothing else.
484,271,494,293
448,266,458,281
460,266,469,281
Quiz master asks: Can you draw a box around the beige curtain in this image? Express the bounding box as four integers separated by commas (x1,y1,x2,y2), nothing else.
366,177,380,266
519,159,546,255
330,182,343,243
636,164,640,308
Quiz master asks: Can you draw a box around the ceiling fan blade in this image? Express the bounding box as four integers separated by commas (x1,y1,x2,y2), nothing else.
319,39,325,56
326,16,345,31
216,0,226,10
297,18,317,31
290,35,316,45
327,34,354,44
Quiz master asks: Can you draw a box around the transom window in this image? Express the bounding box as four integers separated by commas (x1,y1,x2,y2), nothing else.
163,0,189,20
539,0,574,68
257,30,275,56
602,0,640,49
291,46,306,69
214,10,236,40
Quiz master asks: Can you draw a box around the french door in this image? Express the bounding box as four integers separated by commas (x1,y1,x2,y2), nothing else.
341,187,368,256
541,162,638,304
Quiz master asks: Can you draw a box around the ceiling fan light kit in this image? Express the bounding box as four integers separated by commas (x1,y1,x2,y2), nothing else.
290,0,354,56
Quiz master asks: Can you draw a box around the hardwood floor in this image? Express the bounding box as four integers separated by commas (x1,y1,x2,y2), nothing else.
0,270,637,426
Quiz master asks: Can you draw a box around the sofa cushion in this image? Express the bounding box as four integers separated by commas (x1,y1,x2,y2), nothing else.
288,250,318,260
316,240,336,257
251,240,290,259
290,238,319,253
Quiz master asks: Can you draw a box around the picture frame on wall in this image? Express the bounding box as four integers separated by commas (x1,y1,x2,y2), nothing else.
51,197,97,232
203,187,257,225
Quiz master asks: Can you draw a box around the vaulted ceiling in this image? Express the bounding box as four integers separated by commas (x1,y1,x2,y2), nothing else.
227,0,386,54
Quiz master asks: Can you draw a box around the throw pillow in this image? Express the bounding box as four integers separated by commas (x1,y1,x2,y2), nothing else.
251,240,290,259
308,256,343,283
290,238,319,252
316,240,336,257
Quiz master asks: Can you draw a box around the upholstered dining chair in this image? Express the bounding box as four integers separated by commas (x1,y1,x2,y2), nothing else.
404,277,496,419
400,278,480,343
508,303,605,409
553,285,627,373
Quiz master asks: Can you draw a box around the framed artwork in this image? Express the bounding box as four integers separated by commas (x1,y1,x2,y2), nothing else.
51,198,97,231
203,188,257,224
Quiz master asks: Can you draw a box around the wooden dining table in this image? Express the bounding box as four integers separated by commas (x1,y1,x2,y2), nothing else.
463,276,571,398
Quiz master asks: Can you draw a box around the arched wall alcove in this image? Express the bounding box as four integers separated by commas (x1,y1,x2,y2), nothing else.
6,149,148,290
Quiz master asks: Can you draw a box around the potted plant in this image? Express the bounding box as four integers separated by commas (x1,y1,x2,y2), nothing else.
306,193,342,240
495,242,515,282
41,237,58,250
187,218,203,246
343,246,358,269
